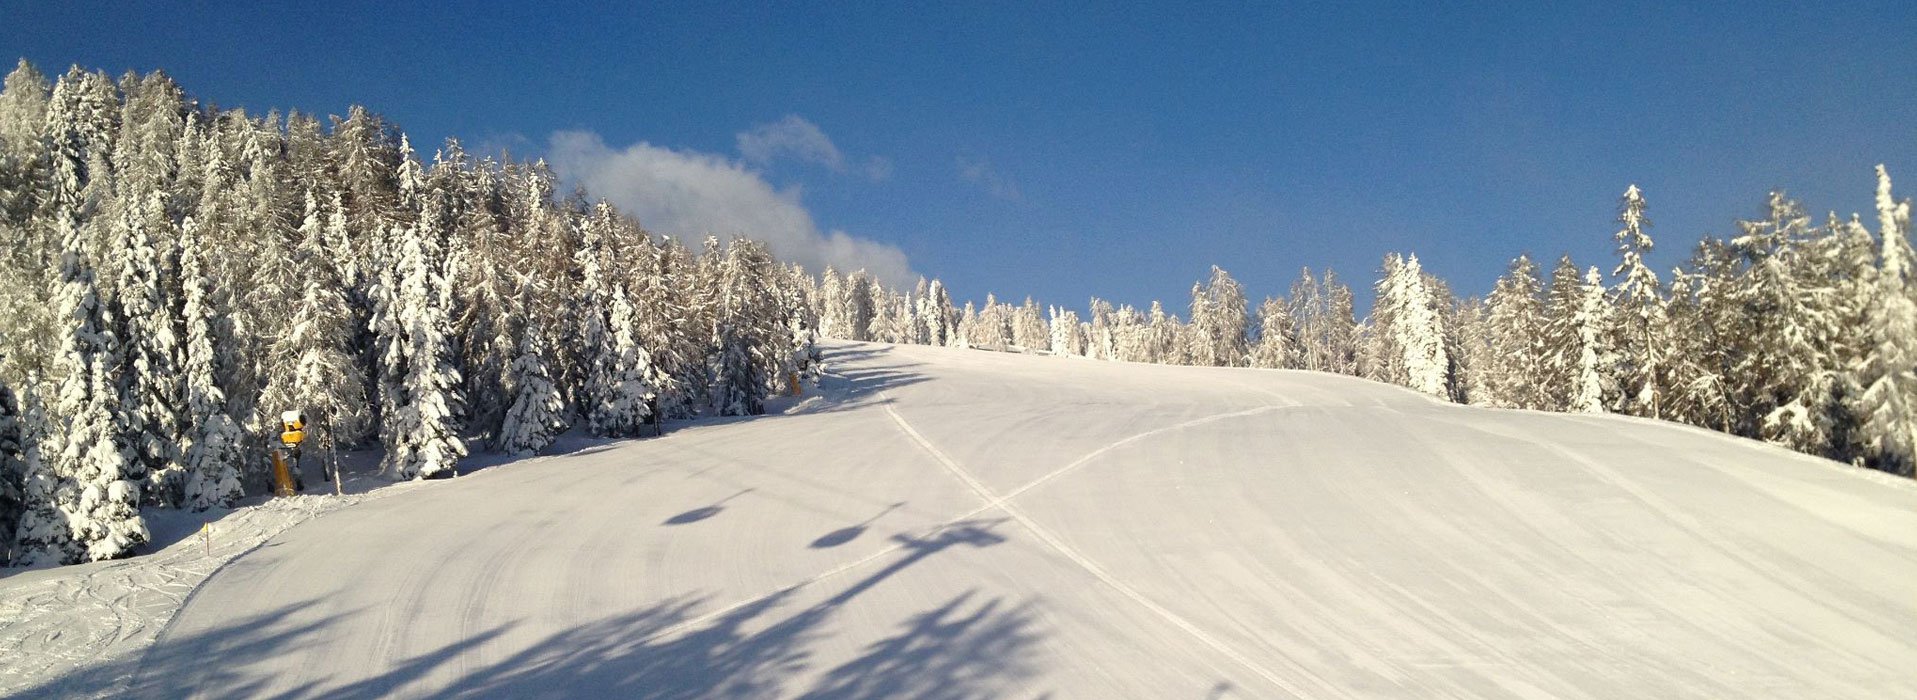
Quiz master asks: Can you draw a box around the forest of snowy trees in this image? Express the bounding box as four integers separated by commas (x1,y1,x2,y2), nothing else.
808,172,1917,485
0,61,823,566
4,58,1912,570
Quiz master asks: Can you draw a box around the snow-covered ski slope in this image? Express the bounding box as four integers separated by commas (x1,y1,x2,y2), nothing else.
66,341,1917,698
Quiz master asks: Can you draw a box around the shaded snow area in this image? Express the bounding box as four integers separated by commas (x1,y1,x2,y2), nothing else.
15,341,1917,698
0,456,430,697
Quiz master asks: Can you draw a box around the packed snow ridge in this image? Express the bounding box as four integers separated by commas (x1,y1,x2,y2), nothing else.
11,341,1915,698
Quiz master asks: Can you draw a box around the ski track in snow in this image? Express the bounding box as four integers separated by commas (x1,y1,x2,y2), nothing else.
0,485,416,698
881,394,1317,697
11,340,1917,698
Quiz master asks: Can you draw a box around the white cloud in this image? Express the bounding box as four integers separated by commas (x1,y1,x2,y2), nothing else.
548,130,915,287
737,115,845,170
957,155,1022,202
735,115,891,182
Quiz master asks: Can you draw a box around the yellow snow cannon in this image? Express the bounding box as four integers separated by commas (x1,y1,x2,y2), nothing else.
280,410,306,448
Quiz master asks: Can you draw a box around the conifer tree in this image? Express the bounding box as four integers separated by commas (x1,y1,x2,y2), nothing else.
1392,255,1452,397
1610,185,1666,417
11,379,75,565
922,279,955,347
1249,296,1297,369
1482,255,1549,409
1665,241,1742,432
710,240,781,416
1856,165,1917,475
588,285,656,436
1048,307,1084,357
0,377,23,563
46,231,148,562
382,221,466,480
1568,267,1613,413
495,288,568,455
112,192,186,504
1541,256,1588,411
1187,266,1249,367
178,220,245,510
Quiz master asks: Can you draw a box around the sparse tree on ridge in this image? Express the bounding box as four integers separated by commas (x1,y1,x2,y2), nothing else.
1249,296,1297,370
1610,185,1666,418
1186,267,1250,367
1855,166,1917,475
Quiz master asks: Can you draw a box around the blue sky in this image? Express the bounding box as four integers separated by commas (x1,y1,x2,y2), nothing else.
9,1,1917,312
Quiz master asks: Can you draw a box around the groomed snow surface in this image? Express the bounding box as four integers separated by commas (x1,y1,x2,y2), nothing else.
11,340,1917,698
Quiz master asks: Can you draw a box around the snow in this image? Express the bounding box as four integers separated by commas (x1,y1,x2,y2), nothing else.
0,459,425,697
10,340,1917,698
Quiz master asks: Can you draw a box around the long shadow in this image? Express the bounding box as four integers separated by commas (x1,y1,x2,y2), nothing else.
11,599,354,699
663,488,755,525
811,502,905,549
387,520,1033,699
27,520,1048,699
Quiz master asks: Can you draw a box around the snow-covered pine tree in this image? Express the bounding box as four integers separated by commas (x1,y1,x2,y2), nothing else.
841,270,876,342
872,287,900,344
1568,267,1613,414
0,377,22,563
0,63,58,392
1664,241,1742,432
1609,185,1666,418
781,270,825,385
1012,298,1048,351
114,191,185,505
264,259,371,461
956,302,978,349
1187,266,1250,367
1450,296,1490,405
573,206,618,429
1365,254,1407,385
177,219,245,510
1855,165,1917,475
494,303,568,456
1248,296,1297,369
1481,255,1549,409
1145,301,1180,365
1048,307,1084,357
1321,271,1359,375
629,238,698,419
1286,269,1323,371
923,279,956,347
971,293,1006,349
1086,298,1117,361
818,268,846,339
1392,255,1451,398
904,278,931,345
446,164,518,442
10,378,75,565
46,232,148,562
382,220,466,480
1733,192,1839,452
1540,256,1587,411
0,60,51,231
710,240,781,416
588,285,657,437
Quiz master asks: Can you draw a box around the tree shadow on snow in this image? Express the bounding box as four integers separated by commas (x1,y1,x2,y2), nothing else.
10,598,368,699
412,522,1038,699
24,521,1048,699
663,488,755,526
810,502,904,549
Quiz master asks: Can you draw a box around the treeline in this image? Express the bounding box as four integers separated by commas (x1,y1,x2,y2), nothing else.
812,176,1917,481
0,61,822,566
